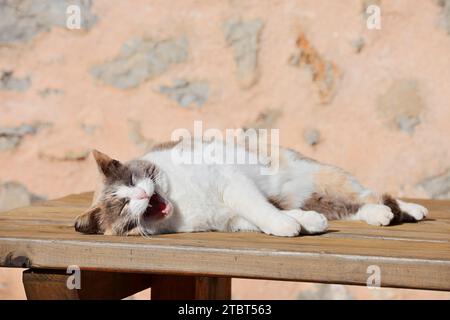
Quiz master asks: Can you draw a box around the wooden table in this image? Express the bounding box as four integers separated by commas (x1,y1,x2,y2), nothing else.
0,192,449,299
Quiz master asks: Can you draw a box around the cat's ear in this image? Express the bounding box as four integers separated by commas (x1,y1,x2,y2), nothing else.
92,149,124,179
74,205,102,234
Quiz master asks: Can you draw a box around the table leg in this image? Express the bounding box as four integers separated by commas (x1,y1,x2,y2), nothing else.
22,269,152,300
150,275,231,300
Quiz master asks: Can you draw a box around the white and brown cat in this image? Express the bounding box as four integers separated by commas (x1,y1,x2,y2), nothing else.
75,138,428,236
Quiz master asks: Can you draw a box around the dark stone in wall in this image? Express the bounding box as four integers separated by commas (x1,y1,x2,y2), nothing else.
223,18,263,89
0,123,51,151
91,37,188,89
438,0,450,34
0,0,97,45
419,169,450,199
159,79,209,108
0,70,30,91
0,181,45,212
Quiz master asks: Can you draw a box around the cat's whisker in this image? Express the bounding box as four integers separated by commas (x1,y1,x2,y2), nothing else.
138,225,151,238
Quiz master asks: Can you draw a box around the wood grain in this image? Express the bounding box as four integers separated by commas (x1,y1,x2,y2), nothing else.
1,192,449,291
23,269,153,300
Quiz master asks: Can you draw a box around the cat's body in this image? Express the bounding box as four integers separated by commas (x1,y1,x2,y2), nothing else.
75,138,428,236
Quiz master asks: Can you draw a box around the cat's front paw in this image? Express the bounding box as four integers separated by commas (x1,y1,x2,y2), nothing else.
398,200,428,221
358,204,394,226
285,209,328,234
261,214,301,237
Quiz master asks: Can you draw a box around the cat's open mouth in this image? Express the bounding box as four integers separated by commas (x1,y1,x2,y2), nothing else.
143,192,172,219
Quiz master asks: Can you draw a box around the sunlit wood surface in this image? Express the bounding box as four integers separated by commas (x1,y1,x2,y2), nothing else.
0,192,449,291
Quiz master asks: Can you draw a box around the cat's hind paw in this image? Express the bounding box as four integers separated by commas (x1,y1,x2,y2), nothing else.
358,204,394,226
285,210,328,234
398,200,428,221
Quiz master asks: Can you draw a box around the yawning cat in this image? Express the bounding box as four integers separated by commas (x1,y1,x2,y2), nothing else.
74,138,428,236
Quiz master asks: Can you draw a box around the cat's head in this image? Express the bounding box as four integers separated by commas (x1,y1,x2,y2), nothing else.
74,150,172,235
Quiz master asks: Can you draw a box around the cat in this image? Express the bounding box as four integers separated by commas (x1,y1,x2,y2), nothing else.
74,137,428,236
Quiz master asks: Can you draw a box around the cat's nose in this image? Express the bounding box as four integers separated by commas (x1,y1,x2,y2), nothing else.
135,188,149,200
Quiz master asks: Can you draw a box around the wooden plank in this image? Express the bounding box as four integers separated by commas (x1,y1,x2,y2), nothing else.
0,224,448,260
23,269,152,300
1,198,449,245
1,233,449,291
0,192,449,291
151,275,231,300
0,218,448,242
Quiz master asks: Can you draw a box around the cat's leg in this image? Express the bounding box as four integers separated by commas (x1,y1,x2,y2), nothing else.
228,209,327,235
379,196,428,223
222,171,301,237
283,209,328,234
353,191,427,226
303,164,428,226
351,203,395,226
227,216,260,233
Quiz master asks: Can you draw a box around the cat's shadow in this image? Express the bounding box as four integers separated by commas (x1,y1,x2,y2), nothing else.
313,218,434,236
303,229,339,237
386,218,435,226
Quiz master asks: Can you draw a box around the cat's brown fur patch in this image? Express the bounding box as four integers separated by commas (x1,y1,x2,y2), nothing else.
301,192,362,220
314,166,362,201
382,194,416,223
268,195,293,210
92,150,132,184
75,205,102,234
151,139,181,151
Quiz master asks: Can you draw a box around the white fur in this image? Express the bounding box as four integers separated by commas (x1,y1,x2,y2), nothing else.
353,204,394,226
284,209,328,234
137,140,324,236
115,178,155,218
132,139,425,236
398,200,428,221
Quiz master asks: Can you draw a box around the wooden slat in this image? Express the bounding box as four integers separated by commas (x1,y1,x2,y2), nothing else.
23,269,152,300
0,192,449,291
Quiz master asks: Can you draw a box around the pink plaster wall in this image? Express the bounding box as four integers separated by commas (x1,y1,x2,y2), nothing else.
1,0,449,299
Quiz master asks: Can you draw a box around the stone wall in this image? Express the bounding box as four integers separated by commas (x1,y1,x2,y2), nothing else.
1,0,449,299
